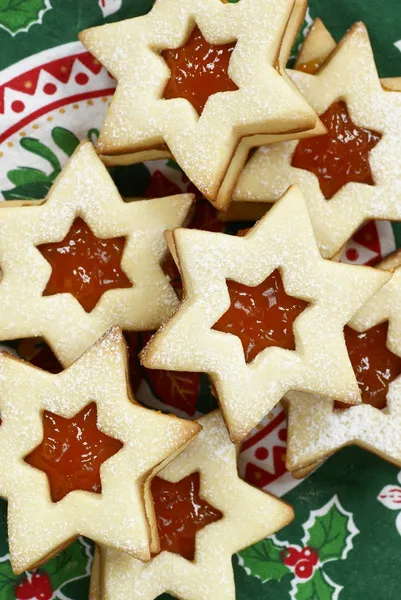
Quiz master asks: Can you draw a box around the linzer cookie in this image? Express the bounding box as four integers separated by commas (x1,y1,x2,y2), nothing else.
92,411,293,600
79,0,319,210
285,251,401,474
234,23,401,258
296,17,401,93
141,185,390,443
0,141,193,368
0,327,200,574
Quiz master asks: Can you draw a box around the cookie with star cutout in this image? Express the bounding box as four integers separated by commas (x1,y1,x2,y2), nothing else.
233,22,401,258
141,185,390,443
285,250,401,475
0,327,200,574
0,140,193,368
89,410,294,600
79,0,321,210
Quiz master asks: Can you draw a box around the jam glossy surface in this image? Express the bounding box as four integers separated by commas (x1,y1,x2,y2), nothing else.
291,101,382,199
213,268,310,363
335,322,401,410
38,217,132,313
25,403,124,502
151,472,222,560
295,57,325,74
162,26,238,115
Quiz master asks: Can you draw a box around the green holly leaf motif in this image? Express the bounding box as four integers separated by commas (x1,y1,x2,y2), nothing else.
0,0,50,35
2,181,52,200
20,137,61,171
0,500,8,558
303,495,359,563
238,537,290,583
7,167,50,187
41,538,92,593
51,127,80,157
292,569,342,600
109,163,151,198
0,559,21,600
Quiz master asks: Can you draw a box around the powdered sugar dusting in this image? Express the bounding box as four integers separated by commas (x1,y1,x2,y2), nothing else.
100,410,293,600
80,0,317,206
0,323,199,573
141,186,389,442
0,141,193,368
234,24,401,259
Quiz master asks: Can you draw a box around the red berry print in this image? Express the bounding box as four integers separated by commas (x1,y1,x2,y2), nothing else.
33,572,52,600
16,578,34,600
283,546,301,567
282,545,319,580
295,559,314,579
300,546,319,566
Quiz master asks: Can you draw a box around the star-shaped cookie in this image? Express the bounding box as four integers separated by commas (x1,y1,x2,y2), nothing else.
234,23,401,258
92,410,293,600
295,17,401,94
0,327,200,574
285,250,401,473
80,0,318,209
141,185,390,443
0,141,193,368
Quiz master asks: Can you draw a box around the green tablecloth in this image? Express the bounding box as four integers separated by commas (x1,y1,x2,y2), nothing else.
1,1,401,599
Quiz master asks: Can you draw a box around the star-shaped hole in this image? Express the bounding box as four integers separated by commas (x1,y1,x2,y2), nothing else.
37,217,133,313
162,25,239,116
291,100,382,199
213,268,310,363
151,472,222,561
335,321,401,410
24,403,124,503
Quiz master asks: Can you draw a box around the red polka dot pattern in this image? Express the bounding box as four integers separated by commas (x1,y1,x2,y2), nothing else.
255,446,269,461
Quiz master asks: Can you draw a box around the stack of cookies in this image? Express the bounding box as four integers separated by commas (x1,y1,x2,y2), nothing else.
1,1,401,599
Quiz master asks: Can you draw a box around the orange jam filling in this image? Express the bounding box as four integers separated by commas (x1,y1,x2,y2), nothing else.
291,100,382,199
295,57,325,74
162,26,238,115
38,217,132,313
151,472,222,560
24,403,123,502
335,322,401,410
213,268,310,363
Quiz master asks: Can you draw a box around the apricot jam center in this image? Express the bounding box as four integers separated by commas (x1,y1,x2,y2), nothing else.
335,322,401,410
213,268,309,363
162,26,238,115
295,57,326,74
38,217,132,313
291,101,382,199
151,472,222,560
24,403,123,502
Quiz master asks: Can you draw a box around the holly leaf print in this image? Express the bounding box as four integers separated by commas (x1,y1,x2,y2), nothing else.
41,537,92,592
0,0,51,35
302,495,359,563
0,500,8,558
0,559,20,600
291,569,342,600
238,537,290,583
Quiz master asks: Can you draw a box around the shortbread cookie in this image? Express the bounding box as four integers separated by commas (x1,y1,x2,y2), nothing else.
285,251,401,473
294,17,336,73
141,185,390,443
0,327,200,574
95,410,293,600
234,23,401,258
296,17,401,93
0,141,193,368
80,0,319,210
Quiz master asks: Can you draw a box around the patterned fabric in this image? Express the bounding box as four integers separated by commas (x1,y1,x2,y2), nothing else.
0,1,401,598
